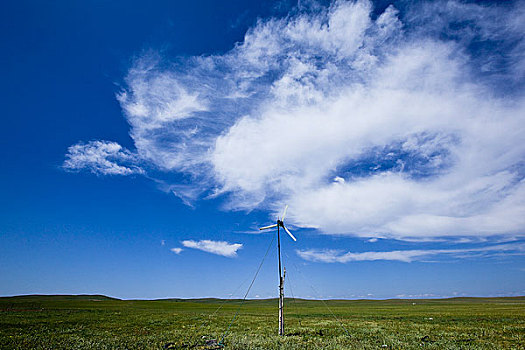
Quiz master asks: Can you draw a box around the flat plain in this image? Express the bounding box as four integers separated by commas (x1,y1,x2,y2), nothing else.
0,295,523,349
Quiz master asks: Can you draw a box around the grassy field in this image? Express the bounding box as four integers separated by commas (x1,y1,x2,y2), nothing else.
0,295,523,349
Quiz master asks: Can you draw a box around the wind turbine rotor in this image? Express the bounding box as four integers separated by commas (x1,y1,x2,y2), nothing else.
282,224,296,241
259,223,278,231
259,205,296,241
281,205,288,221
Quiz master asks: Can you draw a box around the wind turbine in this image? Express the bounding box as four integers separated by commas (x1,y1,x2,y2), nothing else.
259,205,296,336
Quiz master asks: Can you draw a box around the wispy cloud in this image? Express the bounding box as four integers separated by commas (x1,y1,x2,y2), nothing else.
63,141,144,176
170,247,183,254
181,240,243,257
64,0,525,241
297,243,525,263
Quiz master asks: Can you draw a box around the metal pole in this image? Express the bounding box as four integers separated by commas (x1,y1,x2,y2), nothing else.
277,222,284,336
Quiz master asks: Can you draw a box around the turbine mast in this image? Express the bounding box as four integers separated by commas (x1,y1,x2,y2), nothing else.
277,221,284,336
259,205,295,337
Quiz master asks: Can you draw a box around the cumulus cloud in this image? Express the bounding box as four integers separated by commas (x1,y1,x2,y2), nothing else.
63,141,144,175
65,0,525,241
170,247,183,254
181,240,243,257
297,242,525,263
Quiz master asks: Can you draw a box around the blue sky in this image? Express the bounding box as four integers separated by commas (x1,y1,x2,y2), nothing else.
1,0,524,300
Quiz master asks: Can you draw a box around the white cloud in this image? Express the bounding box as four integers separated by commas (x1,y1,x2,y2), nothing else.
115,54,211,172
63,141,144,175
65,1,525,241
210,0,525,239
297,242,525,263
170,247,183,254
181,239,243,257
333,176,345,184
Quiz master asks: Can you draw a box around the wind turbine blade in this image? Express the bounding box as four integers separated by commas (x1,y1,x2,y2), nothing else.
281,205,288,220
259,224,278,231
283,225,297,241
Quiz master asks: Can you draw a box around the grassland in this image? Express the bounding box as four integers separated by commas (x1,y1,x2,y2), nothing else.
0,295,524,349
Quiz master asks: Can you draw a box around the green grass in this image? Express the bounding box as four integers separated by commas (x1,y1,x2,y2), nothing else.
1,295,524,349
